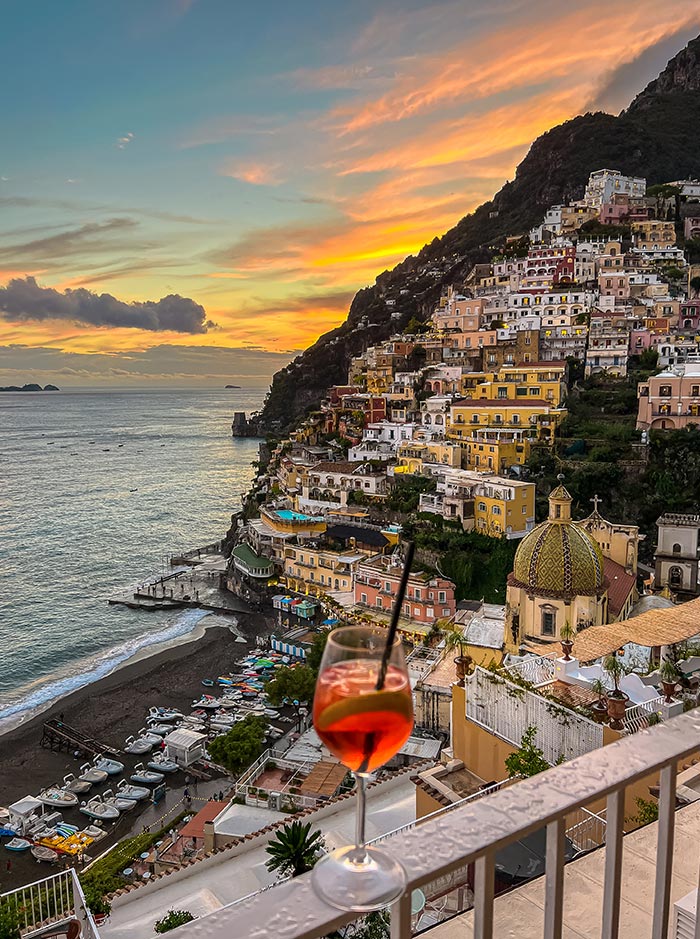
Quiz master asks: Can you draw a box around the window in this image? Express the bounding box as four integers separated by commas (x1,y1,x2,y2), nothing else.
492,505,501,515
673,543,682,555
692,386,700,397
443,608,451,616
669,566,683,589
438,591,446,603
659,385,672,397
542,611,556,636
385,581,391,592
376,597,383,608
529,387,541,396
478,501,486,511
361,593,368,604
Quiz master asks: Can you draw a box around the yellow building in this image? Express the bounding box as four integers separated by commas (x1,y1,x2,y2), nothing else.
283,544,365,597
448,399,566,444
632,219,676,249
395,440,462,473
471,476,535,538
460,430,530,472
460,364,567,408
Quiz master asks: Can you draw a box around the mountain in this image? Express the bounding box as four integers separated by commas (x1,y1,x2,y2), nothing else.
252,35,700,435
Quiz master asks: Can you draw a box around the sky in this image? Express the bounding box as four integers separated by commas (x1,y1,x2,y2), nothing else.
2,0,700,387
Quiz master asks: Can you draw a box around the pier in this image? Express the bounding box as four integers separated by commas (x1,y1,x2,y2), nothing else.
40,717,122,758
108,548,250,616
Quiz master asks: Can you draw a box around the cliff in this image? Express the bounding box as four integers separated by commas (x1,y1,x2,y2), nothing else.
252,35,700,435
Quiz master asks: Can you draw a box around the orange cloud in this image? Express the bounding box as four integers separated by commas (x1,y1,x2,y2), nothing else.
220,160,284,185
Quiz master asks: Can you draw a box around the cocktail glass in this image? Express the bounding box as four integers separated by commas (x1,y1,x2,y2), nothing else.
311,625,413,911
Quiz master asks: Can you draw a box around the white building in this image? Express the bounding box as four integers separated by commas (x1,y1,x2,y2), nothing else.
583,169,646,208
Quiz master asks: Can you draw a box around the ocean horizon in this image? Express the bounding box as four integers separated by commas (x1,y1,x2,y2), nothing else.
0,387,262,724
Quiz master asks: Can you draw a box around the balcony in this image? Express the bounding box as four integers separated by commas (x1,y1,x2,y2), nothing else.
0,868,100,939
171,709,700,939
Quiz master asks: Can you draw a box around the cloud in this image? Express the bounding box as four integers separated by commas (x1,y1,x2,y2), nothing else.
220,160,285,186
0,277,214,333
116,132,134,150
0,218,141,265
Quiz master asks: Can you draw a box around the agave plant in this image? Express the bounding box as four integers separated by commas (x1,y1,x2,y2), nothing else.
265,821,325,878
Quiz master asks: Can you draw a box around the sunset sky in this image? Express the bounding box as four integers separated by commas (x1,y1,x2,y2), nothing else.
2,0,700,386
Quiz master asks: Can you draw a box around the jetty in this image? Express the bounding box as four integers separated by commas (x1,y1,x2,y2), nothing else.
40,717,121,758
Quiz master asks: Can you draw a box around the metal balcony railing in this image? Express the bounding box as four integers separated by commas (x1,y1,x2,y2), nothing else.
171,708,700,939
0,868,100,939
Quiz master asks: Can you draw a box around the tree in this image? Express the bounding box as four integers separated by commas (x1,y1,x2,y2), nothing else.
265,821,325,878
307,629,331,674
505,726,550,779
690,275,700,297
207,715,268,775
154,910,196,933
0,902,21,939
265,665,317,706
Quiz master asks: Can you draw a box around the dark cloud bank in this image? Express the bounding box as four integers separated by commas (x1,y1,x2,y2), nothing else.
0,276,215,333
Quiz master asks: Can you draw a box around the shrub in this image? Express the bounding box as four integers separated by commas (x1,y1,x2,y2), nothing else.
154,910,196,933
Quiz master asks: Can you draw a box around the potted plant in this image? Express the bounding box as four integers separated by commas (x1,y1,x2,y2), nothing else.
441,622,472,684
658,658,680,703
84,890,111,926
590,678,608,723
603,655,629,730
560,621,575,661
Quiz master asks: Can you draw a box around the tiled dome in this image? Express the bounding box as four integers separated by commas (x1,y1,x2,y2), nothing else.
511,484,605,598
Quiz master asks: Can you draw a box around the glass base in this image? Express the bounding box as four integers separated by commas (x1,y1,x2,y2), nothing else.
311,844,407,912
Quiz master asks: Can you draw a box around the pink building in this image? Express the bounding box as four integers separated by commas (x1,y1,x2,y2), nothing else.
680,301,700,329
637,362,700,430
354,554,456,625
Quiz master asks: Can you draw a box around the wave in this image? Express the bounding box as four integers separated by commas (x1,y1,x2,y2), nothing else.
0,608,209,725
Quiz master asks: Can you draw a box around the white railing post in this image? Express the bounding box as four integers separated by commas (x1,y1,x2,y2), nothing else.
544,818,565,939
474,851,495,939
389,891,412,939
652,763,677,939
601,789,625,939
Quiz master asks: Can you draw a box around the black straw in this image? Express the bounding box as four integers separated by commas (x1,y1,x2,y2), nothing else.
375,541,414,691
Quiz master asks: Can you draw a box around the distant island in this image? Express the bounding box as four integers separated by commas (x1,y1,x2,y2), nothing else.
0,384,60,392
225,384,241,389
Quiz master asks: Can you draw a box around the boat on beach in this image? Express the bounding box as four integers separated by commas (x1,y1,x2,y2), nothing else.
79,763,109,784
116,781,150,801
148,707,183,722
94,756,125,776
37,788,79,808
146,723,174,736
5,838,30,851
31,845,58,863
79,798,119,821
147,755,179,774
102,789,137,812
191,695,221,710
63,774,92,795
124,735,153,755
130,763,165,785
80,824,106,840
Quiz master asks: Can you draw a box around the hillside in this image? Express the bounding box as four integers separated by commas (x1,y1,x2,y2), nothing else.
253,35,700,435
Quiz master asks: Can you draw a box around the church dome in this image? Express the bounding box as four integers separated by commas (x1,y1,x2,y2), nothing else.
510,483,605,598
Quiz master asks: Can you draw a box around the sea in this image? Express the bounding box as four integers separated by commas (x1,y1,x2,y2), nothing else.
0,388,262,728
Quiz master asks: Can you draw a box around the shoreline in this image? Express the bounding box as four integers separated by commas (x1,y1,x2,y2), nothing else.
0,611,253,742
0,610,241,740
0,616,273,808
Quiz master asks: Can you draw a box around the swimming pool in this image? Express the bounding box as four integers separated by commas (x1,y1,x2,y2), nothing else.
275,509,316,521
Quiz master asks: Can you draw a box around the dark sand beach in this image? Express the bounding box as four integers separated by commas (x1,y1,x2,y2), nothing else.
0,613,294,891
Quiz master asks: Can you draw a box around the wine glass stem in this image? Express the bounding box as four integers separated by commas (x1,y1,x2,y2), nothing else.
354,772,369,860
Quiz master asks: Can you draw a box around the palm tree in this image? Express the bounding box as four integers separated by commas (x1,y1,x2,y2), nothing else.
265,821,325,878
440,620,472,683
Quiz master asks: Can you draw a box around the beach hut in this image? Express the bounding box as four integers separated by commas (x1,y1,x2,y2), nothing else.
8,796,43,834
164,728,207,768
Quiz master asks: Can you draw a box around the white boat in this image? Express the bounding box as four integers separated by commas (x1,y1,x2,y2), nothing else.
138,727,163,745
116,781,150,801
102,789,137,812
264,709,280,718
130,763,165,785
31,845,58,863
80,824,106,840
63,773,91,795
124,735,153,755
79,763,109,784
79,798,119,821
94,756,125,776
191,696,221,710
147,755,179,774
144,723,173,736
5,838,30,852
37,788,79,808
148,707,183,722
